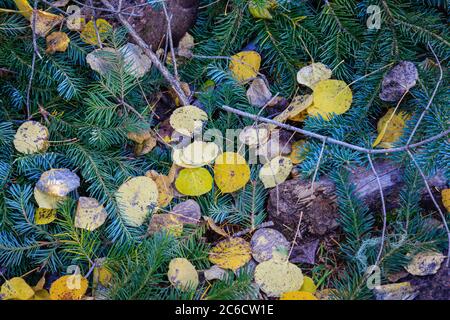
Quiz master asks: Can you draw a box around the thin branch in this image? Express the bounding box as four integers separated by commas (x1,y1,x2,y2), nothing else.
367,154,387,267
220,105,449,154
161,1,178,79
407,149,450,267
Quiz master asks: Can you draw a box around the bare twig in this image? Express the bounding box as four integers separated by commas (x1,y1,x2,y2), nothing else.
221,105,449,154
288,211,304,260
161,1,178,79
89,0,103,48
407,149,450,267
367,154,387,267
101,0,190,106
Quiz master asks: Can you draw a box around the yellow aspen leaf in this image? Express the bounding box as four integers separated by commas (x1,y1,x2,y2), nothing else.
229,51,261,83
239,125,270,147
13,0,32,19
115,176,159,227
1,277,35,300
45,31,70,54
249,1,273,20
49,275,88,300
34,187,66,209
272,94,313,126
32,9,64,37
13,121,49,154
148,213,183,236
146,170,174,207
167,258,199,291
259,156,292,188
36,169,80,197
80,19,112,46
33,289,50,300
296,62,332,89
308,79,353,121
93,266,112,287
405,251,445,276
74,197,107,231
299,276,317,293
175,168,213,196
289,140,306,164
179,141,220,167
373,108,409,148
213,152,251,193
209,237,251,270
254,258,304,297
35,207,57,225
169,105,208,137
280,291,318,300
442,189,450,212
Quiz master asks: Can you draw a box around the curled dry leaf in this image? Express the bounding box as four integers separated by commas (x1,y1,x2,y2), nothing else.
246,78,272,107
300,276,317,293
170,199,201,224
250,228,289,263
35,207,57,225
272,94,313,126
32,9,63,37
296,62,332,89
115,176,159,227
74,197,107,231
203,216,229,238
13,121,49,154
373,282,418,300
146,170,174,207
134,134,157,156
254,257,304,297
380,61,418,102
45,31,70,54
167,258,199,291
36,169,80,197
213,152,251,193
204,265,227,281
442,189,450,212
229,51,261,83
308,79,353,121
289,140,306,164
178,32,195,58
0,277,35,300
169,105,208,137
86,47,120,75
80,19,112,46
209,237,252,270
33,289,51,300
49,275,88,300
405,251,445,276
280,291,318,300
175,168,213,196
259,156,293,189
373,108,409,148
34,186,66,209
148,214,183,236
127,129,152,144
120,43,152,78
239,125,270,147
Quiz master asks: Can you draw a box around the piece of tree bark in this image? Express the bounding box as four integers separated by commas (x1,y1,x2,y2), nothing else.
267,160,447,240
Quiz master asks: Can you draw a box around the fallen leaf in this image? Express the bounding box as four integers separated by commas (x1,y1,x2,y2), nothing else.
239,125,270,147
373,108,409,148
229,51,261,83
170,199,201,224
299,276,317,293
250,228,289,263
203,216,229,237
45,31,70,54
13,120,49,154
280,291,317,300
148,214,183,236
167,258,199,291
80,19,112,46
175,168,213,196
213,152,251,193
178,32,194,58
256,130,292,162
380,61,418,102
254,257,304,297
178,141,220,167
115,176,159,227
308,79,353,121
35,207,57,225
246,78,272,107
296,62,332,89
373,282,418,300
442,189,450,212
74,197,107,231
134,134,157,156
32,9,63,37
405,251,445,276
13,0,32,19
169,105,208,137
49,275,88,300
272,94,313,125
119,42,152,78
249,0,273,20
209,237,252,270
146,170,174,207
289,140,306,164
33,289,50,300
204,265,227,281
86,47,120,75
34,186,66,209
289,239,319,264
0,277,35,300
259,156,293,188
36,169,80,197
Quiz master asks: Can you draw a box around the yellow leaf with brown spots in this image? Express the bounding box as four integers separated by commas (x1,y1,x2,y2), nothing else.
45,31,70,54
209,237,251,270
49,275,88,300
213,152,250,193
